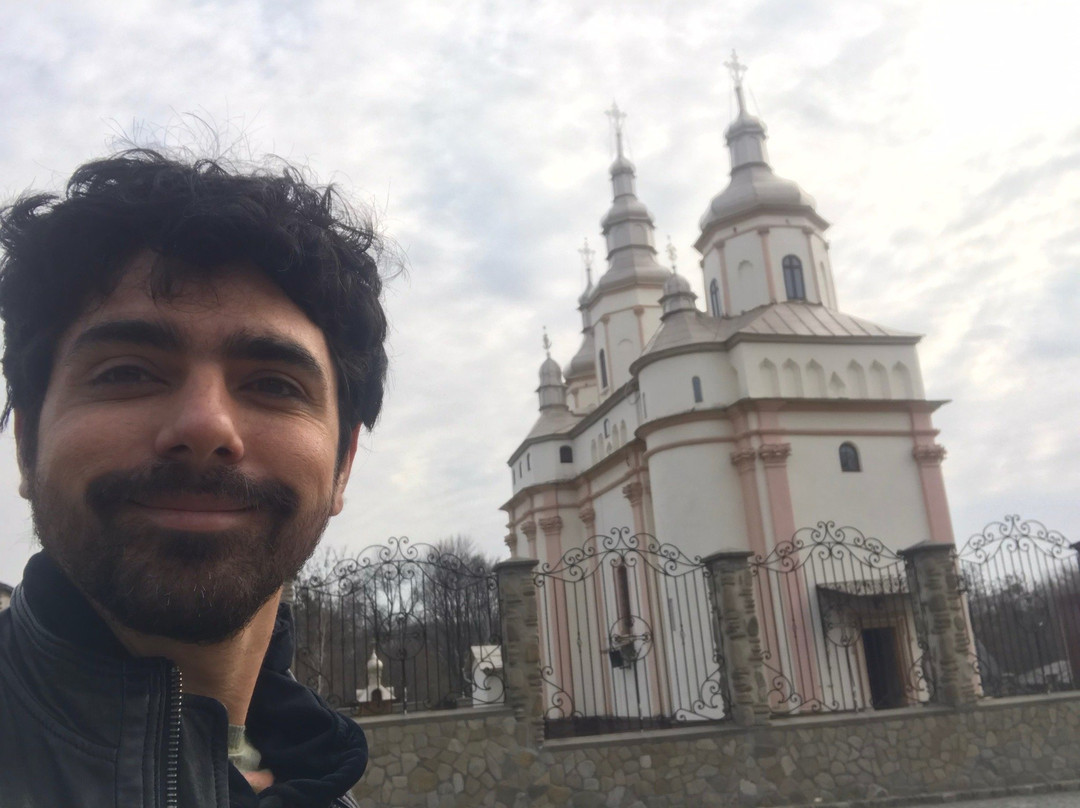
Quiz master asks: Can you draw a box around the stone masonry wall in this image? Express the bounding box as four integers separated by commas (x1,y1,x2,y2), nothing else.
351,693,1080,807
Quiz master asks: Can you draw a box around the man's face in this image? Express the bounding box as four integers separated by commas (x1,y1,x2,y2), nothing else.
19,251,357,643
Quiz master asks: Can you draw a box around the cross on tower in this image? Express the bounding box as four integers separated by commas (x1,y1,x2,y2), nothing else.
724,50,747,88
605,100,627,156
542,327,551,357
724,50,749,114
666,235,678,274
579,237,595,286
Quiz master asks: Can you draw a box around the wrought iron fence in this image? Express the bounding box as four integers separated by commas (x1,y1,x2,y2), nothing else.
957,516,1080,698
293,537,502,713
533,528,728,738
751,522,932,715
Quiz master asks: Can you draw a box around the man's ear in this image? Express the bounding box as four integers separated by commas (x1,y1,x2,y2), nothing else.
12,410,31,500
331,425,362,516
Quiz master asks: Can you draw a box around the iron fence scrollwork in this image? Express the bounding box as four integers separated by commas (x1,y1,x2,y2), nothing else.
533,528,729,739
750,521,933,715
957,515,1080,698
293,537,503,713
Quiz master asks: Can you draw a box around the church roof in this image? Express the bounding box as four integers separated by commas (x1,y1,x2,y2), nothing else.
524,406,583,441
636,302,919,370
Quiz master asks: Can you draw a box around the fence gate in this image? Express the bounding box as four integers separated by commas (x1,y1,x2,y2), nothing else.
958,515,1080,698
293,538,502,713
533,528,728,738
751,522,932,714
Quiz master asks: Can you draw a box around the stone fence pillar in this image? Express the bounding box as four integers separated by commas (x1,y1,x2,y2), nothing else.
702,551,769,726
495,558,544,747
901,543,980,708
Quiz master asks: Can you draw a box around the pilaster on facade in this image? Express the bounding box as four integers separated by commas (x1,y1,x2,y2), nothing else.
757,442,792,467
622,481,645,506
730,448,758,472
578,505,596,535
912,443,947,465
520,520,538,559
538,516,564,539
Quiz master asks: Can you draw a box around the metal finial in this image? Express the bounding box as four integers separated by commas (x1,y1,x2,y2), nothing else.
666,235,678,274
605,100,627,158
542,327,551,357
579,237,595,287
724,50,749,114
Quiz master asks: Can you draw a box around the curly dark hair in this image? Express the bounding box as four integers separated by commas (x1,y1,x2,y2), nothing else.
0,149,389,467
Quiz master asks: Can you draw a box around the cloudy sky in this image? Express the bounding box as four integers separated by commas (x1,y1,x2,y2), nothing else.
0,0,1077,582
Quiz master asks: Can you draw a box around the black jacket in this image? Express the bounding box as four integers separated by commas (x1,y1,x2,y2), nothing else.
0,553,366,808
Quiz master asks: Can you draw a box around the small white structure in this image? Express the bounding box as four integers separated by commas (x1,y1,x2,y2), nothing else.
355,651,394,705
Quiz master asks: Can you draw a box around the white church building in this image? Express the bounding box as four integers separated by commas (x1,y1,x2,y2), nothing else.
501,59,955,723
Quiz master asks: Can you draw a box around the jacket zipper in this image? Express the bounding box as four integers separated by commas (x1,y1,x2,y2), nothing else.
165,665,183,808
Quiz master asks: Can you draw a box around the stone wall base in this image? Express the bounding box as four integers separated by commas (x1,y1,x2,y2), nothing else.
351,694,1080,808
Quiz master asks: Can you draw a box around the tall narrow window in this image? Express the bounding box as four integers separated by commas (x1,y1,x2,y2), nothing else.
526,453,530,471
692,376,703,403
782,255,806,300
598,349,609,388
559,445,573,463
603,418,610,438
839,442,861,472
709,278,722,317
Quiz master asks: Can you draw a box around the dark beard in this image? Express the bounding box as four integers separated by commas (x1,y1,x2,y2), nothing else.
30,460,330,644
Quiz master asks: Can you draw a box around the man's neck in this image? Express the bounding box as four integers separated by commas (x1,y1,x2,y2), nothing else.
100,591,283,726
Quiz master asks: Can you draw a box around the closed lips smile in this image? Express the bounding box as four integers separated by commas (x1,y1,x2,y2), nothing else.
128,496,254,530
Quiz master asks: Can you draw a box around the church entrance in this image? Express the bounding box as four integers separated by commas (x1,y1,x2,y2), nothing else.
862,626,904,709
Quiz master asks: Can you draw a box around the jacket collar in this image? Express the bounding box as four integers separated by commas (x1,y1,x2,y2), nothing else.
14,551,367,807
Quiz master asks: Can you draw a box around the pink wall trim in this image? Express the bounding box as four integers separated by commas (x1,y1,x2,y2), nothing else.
910,412,955,544
541,516,575,718
624,482,666,717
802,228,822,304
718,240,733,316
759,228,778,304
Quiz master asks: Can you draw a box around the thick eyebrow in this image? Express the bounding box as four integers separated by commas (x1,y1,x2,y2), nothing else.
222,330,328,385
69,319,184,354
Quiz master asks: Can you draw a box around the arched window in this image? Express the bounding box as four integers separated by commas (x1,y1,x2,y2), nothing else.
709,278,722,317
839,442,861,472
692,376,703,403
599,349,609,388
782,255,806,300
604,418,610,438
526,453,530,471
559,445,573,463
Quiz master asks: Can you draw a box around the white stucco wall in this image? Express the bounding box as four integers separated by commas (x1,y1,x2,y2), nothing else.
637,352,740,421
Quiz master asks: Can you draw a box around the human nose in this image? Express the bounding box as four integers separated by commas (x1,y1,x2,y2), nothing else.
153,368,245,465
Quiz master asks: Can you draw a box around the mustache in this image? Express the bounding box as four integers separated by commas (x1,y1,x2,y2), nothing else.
85,461,299,517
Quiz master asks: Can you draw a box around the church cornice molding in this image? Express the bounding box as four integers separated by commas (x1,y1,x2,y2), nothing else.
694,204,830,252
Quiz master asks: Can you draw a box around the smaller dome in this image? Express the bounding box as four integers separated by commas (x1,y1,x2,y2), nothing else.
663,273,692,296
609,154,634,175
660,272,697,318
539,356,563,386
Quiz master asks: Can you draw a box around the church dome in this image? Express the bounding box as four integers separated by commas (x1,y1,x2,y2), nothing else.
663,272,692,296
660,272,697,318
539,356,563,386
699,166,818,232
566,333,596,380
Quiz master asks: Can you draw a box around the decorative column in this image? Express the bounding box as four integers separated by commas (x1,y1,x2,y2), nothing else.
538,515,573,725
578,504,596,536
623,481,666,714
730,448,767,558
495,558,544,747
912,442,955,544
520,520,538,559
758,442,795,545
504,532,518,559
901,543,979,707
703,551,769,725
758,227,778,303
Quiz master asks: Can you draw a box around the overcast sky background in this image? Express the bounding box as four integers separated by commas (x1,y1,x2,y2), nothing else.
0,0,1077,582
